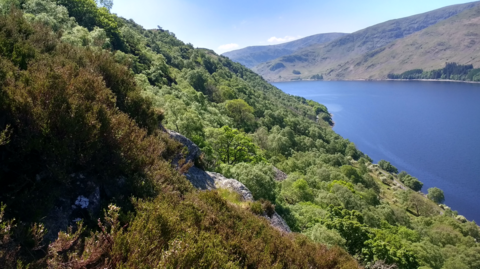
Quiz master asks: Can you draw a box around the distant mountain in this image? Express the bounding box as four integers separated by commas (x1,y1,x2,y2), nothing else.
222,33,347,68
331,4,480,80
253,1,480,82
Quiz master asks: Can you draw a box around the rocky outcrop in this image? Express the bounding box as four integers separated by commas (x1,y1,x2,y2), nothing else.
266,212,292,233
168,130,200,164
207,172,254,201
273,166,287,181
185,166,216,190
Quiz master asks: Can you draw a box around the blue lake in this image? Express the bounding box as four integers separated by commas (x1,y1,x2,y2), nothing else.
273,80,480,222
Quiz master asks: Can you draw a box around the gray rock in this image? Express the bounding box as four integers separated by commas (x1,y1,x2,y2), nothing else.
207,172,254,201
265,212,292,233
273,166,287,181
168,130,200,164
185,166,216,190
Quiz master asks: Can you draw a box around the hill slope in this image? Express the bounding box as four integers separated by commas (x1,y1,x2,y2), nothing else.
222,32,347,68
253,1,480,81
330,4,480,80
0,1,479,268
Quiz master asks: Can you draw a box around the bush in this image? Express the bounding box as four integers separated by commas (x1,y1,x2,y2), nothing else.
378,160,398,174
427,187,445,204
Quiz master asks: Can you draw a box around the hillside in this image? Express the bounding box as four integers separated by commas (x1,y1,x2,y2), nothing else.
328,4,480,80
253,1,480,81
0,1,479,269
222,32,346,68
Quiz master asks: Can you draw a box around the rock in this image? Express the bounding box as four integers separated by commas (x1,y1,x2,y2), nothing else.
273,166,287,182
207,172,254,201
205,171,292,233
266,212,292,233
168,130,200,164
167,129,291,233
185,166,216,190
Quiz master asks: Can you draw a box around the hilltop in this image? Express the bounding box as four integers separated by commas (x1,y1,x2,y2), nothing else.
251,1,480,81
222,32,347,68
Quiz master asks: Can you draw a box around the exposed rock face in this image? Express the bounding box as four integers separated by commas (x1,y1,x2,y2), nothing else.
273,166,287,182
185,166,216,190
168,130,200,164
266,212,292,233
207,172,254,201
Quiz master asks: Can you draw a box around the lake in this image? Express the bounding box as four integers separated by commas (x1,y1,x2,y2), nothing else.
273,80,480,222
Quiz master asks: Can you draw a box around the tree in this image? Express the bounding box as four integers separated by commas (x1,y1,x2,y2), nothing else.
225,99,255,130
427,187,445,204
398,171,423,191
206,126,261,165
378,160,398,174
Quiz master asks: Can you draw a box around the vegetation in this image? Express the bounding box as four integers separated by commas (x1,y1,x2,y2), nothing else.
388,62,480,82
428,187,445,204
311,74,324,80
0,1,478,269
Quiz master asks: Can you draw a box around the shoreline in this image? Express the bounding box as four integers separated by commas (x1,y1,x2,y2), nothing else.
271,78,480,84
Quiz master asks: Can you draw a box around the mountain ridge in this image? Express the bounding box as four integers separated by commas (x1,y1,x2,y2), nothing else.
251,1,480,82
222,32,347,68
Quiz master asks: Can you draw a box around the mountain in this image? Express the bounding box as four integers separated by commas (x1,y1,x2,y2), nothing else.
0,1,479,268
330,4,480,80
253,1,480,81
222,32,347,68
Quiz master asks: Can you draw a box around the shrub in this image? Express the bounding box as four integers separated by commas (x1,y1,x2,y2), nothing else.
427,187,445,204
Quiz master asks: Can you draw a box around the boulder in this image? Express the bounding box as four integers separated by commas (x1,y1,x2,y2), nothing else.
207,172,254,201
266,212,292,233
185,166,216,190
168,130,200,164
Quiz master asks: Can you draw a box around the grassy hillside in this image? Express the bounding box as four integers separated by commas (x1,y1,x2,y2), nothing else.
331,5,480,80
0,1,479,268
223,33,346,68
253,1,480,81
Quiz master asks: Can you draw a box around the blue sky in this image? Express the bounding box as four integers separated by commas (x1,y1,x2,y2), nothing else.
111,0,474,54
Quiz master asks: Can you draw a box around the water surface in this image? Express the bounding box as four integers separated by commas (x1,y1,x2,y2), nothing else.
273,80,480,222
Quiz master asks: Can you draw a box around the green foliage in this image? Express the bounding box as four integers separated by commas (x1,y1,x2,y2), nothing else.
398,171,424,191
225,99,255,131
310,74,323,80
305,223,346,249
378,160,398,174
388,62,480,82
206,126,263,166
220,162,277,202
1,3,478,269
47,193,359,268
427,187,445,204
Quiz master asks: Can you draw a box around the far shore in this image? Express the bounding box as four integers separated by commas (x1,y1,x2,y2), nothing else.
270,78,480,84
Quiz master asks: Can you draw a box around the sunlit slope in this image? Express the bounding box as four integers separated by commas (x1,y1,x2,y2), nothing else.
334,5,480,79
253,1,480,81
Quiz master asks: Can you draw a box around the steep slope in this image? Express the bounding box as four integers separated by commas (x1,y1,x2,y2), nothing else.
254,1,480,81
1,1,479,268
222,32,347,68
331,4,480,80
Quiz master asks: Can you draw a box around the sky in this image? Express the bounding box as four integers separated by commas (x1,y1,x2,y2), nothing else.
111,0,475,54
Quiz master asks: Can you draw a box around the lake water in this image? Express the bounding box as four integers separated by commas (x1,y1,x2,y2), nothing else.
273,80,480,222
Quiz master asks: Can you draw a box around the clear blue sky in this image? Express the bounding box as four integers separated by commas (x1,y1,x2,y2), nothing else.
111,0,475,54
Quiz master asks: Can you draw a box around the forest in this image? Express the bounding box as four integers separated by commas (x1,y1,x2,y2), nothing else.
388,62,480,81
0,1,479,268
